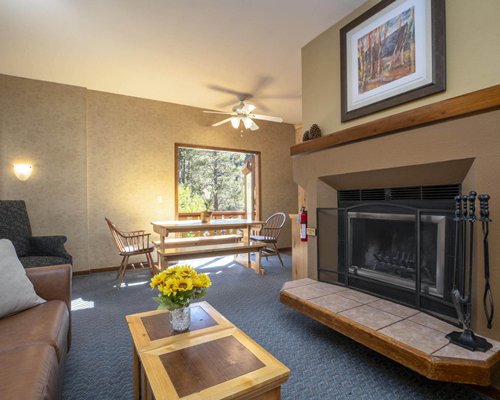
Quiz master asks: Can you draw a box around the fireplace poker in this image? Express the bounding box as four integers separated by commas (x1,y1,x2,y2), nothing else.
451,195,466,326
462,194,468,288
466,191,477,327
479,194,494,329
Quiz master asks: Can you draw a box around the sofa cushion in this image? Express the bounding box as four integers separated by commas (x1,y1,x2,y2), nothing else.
0,200,32,257
0,239,45,318
21,256,69,269
0,300,69,363
0,344,59,400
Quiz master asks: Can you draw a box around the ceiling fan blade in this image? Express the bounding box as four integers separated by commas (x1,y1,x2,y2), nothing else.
250,114,283,123
212,117,233,127
251,100,270,113
203,110,234,115
249,120,259,131
251,76,273,96
241,103,256,114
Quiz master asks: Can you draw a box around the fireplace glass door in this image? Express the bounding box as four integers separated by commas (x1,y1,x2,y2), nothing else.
348,208,447,299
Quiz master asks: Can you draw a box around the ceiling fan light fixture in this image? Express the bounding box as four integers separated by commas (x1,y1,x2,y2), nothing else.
243,117,253,130
230,117,240,129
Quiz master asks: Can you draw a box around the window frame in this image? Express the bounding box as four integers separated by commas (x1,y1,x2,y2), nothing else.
174,143,262,219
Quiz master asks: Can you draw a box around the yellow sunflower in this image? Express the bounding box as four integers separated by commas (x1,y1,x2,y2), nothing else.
193,273,211,288
164,266,180,276
150,273,164,288
176,277,194,292
177,265,198,279
161,279,179,296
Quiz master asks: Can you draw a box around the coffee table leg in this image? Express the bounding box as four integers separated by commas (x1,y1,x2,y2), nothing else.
252,386,281,399
133,346,140,400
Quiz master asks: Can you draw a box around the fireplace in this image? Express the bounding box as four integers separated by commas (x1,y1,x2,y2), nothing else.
317,185,463,322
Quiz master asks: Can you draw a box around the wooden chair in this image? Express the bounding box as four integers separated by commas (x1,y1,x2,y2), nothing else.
250,212,287,267
105,218,158,287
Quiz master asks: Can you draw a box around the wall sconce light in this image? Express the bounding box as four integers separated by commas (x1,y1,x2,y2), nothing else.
13,164,33,181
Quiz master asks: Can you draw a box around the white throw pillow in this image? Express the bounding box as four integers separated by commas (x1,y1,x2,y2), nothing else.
0,239,45,318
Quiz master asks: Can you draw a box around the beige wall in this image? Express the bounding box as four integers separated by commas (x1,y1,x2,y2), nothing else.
1,74,296,272
302,0,500,134
87,90,296,268
0,75,89,269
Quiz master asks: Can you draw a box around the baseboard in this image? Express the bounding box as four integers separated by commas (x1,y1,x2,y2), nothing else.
73,263,151,276
73,249,291,276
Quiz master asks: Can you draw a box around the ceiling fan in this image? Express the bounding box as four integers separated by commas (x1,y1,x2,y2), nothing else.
203,101,283,131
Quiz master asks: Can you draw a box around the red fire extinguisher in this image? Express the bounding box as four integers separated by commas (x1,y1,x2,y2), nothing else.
300,207,308,242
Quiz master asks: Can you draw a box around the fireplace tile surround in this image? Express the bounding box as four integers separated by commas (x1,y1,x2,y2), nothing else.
281,279,500,364
293,108,500,340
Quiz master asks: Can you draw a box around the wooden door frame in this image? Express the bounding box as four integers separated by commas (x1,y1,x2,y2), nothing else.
174,143,262,219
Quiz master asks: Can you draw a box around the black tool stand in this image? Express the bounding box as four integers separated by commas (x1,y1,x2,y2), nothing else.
446,329,492,352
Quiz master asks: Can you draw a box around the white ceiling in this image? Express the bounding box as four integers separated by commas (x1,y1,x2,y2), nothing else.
0,0,365,123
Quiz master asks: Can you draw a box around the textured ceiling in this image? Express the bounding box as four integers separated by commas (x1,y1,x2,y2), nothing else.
0,0,365,123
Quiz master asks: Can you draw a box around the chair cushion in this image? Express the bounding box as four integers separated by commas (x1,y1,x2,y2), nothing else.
0,344,59,400
0,200,32,257
0,300,69,363
0,240,45,318
20,256,69,268
250,235,274,243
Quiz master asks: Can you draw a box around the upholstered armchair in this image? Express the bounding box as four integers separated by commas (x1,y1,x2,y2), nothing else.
0,200,72,268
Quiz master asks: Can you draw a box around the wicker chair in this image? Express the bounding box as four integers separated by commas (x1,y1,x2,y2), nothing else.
250,212,286,267
105,218,157,287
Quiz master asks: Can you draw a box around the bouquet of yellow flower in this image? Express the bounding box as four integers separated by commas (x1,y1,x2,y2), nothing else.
150,265,211,310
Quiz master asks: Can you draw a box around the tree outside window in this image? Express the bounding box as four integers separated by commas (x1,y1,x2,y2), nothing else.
177,146,255,213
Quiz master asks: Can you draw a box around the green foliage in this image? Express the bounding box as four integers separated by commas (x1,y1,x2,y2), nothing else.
178,184,205,212
178,147,250,212
153,288,208,310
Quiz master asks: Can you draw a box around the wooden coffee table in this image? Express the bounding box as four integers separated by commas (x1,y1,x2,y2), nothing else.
126,302,290,400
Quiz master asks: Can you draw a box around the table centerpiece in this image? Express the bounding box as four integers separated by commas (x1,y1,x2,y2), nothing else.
150,265,212,331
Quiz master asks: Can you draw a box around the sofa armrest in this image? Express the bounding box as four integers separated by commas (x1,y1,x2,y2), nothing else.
26,264,73,352
29,235,72,262
26,264,72,312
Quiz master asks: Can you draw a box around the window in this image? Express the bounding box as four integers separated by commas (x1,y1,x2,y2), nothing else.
175,144,261,219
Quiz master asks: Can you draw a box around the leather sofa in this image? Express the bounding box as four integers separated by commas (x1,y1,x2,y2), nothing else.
0,200,72,268
0,264,72,400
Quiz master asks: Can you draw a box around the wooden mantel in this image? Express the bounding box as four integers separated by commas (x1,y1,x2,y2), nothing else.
291,84,500,156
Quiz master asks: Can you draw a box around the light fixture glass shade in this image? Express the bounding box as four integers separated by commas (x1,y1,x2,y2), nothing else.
243,117,253,129
13,164,32,181
230,117,240,129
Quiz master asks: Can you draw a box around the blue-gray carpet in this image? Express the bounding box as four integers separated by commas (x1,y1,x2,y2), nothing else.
63,254,489,399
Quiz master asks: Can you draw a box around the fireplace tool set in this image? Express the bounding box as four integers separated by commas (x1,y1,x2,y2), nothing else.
446,192,494,352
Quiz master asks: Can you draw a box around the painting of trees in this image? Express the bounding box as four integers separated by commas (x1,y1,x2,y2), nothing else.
357,6,415,94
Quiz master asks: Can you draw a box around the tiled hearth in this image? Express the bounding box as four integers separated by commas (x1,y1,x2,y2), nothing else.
281,279,500,384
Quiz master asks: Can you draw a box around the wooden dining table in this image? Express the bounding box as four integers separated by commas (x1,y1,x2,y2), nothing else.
151,219,264,270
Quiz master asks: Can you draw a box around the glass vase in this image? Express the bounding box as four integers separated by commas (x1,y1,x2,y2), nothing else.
169,307,191,332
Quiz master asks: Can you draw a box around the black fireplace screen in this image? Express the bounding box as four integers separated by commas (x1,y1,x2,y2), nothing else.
317,185,462,323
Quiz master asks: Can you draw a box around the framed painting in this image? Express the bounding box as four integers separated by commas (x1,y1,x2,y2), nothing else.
340,0,445,122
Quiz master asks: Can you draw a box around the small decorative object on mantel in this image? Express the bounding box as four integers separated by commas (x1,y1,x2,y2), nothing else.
302,124,322,142
309,124,322,139
340,0,446,121
150,265,212,331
